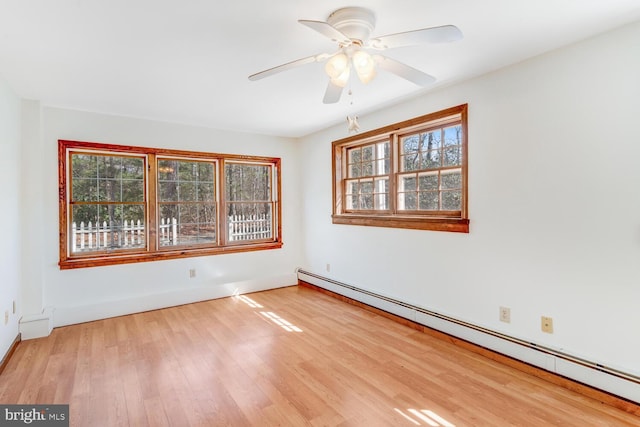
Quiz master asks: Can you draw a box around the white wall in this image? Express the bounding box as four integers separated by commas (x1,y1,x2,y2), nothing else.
299,21,640,377
0,75,21,359
19,107,302,332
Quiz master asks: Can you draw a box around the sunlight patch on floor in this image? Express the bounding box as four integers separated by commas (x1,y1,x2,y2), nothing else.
394,408,455,426
260,311,303,332
236,295,264,308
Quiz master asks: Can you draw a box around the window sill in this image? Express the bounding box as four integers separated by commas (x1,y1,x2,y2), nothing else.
59,241,283,270
332,214,469,233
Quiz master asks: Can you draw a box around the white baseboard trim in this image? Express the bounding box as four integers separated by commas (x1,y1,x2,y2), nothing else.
52,273,297,329
297,269,640,405
20,306,55,339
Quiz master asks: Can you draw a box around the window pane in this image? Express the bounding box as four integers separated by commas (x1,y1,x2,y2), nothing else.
349,163,361,178
98,179,122,202
179,203,199,223
159,160,215,201
122,204,144,220
69,152,145,254
403,136,419,154
347,142,390,178
348,147,361,163
403,154,419,172
346,180,359,196
362,145,374,161
158,159,217,247
70,203,145,253
198,182,215,201
374,178,389,210
442,190,462,210
375,177,389,194
198,204,216,224
179,161,198,181
401,176,417,191
375,193,388,210
179,182,197,202
421,131,441,150
177,224,216,245
444,146,462,166
225,163,271,202
362,161,374,177
72,154,144,203
361,194,373,209
159,204,178,221
399,192,417,210
158,206,178,246
122,179,144,202
97,156,122,179
198,162,214,181
159,202,217,247
227,201,272,220
443,125,462,146
71,204,97,228
441,171,462,189
225,162,274,242
72,154,97,178
347,194,358,210
158,160,178,180
159,181,178,202
72,178,97,202
419,192,439,210
197,227,216,243
421,150,441,170
122,157,145,179
419,174,438,191
177,225,215,245
361,180,373,194
380,158,390,175
227,202,273,241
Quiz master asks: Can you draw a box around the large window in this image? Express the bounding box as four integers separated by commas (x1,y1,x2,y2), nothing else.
332,104,468,232
59,140,281,269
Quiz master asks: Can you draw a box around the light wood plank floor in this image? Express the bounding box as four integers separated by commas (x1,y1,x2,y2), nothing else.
1,286,638,426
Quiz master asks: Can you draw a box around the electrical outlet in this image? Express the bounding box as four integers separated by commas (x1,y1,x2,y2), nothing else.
189,268,196,278
499,306,511,323
326,263,331,272
541,316,554,333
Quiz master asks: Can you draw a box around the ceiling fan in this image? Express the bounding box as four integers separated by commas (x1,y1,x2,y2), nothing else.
248,7,463,104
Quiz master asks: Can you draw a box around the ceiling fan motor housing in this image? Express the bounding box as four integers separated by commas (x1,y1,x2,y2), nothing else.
327,7,376,43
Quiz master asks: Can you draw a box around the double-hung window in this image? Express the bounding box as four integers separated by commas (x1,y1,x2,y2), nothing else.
332,104,468,232
59,140,282,269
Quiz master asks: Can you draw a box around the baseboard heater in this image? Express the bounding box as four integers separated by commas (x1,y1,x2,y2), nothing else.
297,269,640,406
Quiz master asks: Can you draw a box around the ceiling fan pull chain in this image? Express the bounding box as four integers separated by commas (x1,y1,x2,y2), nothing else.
347,89,360,133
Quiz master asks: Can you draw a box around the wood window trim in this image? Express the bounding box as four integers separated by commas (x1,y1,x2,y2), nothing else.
332,104,469,233
58,140,283,270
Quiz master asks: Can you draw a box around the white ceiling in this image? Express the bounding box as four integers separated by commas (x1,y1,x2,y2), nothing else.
1,1,639,138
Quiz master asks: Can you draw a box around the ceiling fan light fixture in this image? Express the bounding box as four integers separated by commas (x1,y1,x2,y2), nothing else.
352,50,376,84
325,53,349,79
331,65,351,87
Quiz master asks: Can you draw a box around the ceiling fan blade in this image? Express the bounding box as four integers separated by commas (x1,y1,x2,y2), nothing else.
323,80,344,104
248,53,330,81
369,25,463,50
299,20,351,45
374,55,436,86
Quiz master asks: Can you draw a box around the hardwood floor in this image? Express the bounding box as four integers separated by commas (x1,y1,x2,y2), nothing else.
1,285,638,426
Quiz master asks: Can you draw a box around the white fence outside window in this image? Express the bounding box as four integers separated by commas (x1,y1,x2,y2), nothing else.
71,214,272,252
